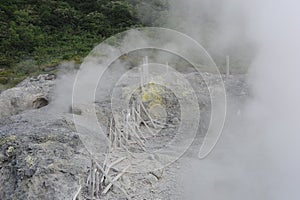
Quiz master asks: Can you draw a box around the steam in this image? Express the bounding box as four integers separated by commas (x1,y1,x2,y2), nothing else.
165,0,254,69
246,0,300,199
177,0,300,199
48,0,300,199
48,61,78,114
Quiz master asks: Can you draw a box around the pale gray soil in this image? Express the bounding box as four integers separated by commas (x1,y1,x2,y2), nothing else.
0,72,248,199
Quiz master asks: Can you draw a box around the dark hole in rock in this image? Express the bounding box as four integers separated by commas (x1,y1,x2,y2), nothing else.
33,97,48,109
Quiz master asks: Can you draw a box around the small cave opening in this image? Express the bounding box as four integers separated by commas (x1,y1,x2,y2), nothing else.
32,97,49,109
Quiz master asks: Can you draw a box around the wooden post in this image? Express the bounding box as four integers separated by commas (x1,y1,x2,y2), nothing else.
102,165,131,195
109,118,113,149
73,185,82,200
92,168,96,198
226,55,230,76
93,161,131,199
139,67,144,92
166,62,169,74
95,171,100,198
143,56,149,83
89,160,94,198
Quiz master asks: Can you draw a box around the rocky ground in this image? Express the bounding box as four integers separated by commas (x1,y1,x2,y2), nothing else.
0,72,248,200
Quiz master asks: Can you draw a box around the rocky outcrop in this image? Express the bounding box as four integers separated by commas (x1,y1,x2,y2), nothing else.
0,111,90,200
0,74,55,119
0,73,91,199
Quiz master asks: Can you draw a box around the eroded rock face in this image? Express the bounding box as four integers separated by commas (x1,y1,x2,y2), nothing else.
0,112,90,200
0,74,55,119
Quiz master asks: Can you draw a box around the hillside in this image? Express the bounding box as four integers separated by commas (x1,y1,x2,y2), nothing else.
0,0,167,88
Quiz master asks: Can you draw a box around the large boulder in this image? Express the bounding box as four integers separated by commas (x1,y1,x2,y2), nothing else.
0,74,55,119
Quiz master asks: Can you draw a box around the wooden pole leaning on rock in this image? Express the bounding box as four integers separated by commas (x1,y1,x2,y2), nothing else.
107,118,117,150
73,185,82,200
88,160,97,199
102,165,131,195
131,118,146,141
88,159,94,193
104,157,126,176
115,125,129,146
101,146,110,186
138,99,157,129
93,160,131,200
86,157,130,200
109,118,113,149
95,171,100,199
133,109,155,136
126,122,147,151
112,126,138,159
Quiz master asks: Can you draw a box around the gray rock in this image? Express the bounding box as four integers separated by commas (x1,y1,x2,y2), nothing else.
0,112,90,200
0,74,55,119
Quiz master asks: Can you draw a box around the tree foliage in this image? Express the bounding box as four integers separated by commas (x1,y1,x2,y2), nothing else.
0,0,168,87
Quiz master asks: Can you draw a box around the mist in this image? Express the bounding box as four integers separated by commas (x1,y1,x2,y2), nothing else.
47,0,300,199
165,0,254,70
177,0,300,199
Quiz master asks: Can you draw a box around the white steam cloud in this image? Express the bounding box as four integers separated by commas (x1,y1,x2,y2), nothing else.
178,0,300,199
49,1,300,199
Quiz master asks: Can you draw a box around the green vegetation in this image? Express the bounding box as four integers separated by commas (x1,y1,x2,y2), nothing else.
0,0,168,88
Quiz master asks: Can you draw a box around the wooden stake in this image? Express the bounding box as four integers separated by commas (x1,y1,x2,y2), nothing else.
93,161,131,200
139,101,157,129
89,160,93,193
143,56,149,83
95,171,100,198
126,123,147,151
226,55,230,76
73,185,82,200
91,168,96,198
102,165,131,195
104,157,126,178
139,67,144,92
166,62,169,74
133,109,155,136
